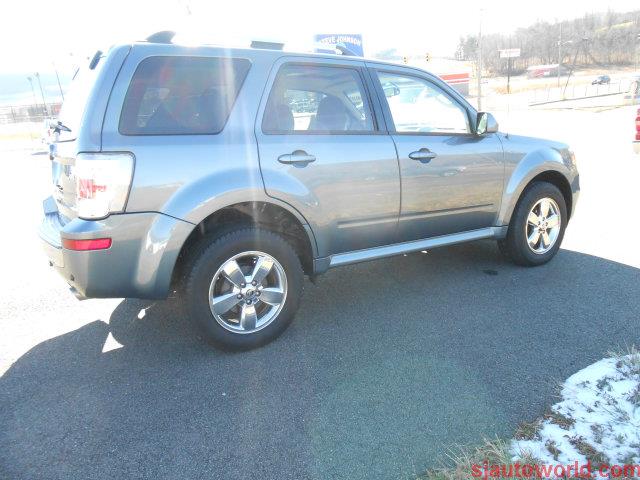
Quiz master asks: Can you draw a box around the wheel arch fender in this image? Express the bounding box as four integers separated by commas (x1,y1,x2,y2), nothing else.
159,168,316,248
159,172,319,283
497,146,576,226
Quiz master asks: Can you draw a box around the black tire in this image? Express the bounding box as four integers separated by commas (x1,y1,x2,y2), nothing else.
184,228,304,350
498,181,567,267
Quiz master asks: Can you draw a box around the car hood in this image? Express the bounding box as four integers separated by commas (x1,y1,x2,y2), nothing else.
498,133,577,174
499,133,569,153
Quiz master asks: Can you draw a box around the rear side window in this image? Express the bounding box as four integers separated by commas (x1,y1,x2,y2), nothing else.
119,56,251,135
262,64,375,134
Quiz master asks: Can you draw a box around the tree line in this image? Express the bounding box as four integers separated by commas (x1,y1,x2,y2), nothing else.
456,10,640,75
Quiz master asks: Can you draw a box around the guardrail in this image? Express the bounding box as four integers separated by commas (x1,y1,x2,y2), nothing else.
529,79,632,106
0,104,62,124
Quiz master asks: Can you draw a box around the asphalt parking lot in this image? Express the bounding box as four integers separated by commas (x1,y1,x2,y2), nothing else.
1,104,639,479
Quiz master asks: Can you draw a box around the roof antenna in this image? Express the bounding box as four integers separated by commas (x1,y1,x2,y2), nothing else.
146,31,176,44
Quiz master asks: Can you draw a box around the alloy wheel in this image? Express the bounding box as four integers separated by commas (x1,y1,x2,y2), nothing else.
525,197,562,254
208,251,288,334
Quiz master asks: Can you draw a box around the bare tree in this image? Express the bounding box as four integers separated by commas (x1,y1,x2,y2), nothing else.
456,9,640,75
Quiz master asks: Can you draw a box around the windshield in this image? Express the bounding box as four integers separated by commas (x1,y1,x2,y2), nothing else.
57,53,105,140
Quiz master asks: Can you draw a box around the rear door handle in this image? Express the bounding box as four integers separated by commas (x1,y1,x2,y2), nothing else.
278,150,316,165
408,148,437,162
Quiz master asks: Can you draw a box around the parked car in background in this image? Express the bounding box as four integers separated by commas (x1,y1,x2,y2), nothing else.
39,33,580,350
592,75,610,85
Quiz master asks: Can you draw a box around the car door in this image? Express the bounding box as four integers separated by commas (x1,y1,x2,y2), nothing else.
256,57,400,256
369,65,504,241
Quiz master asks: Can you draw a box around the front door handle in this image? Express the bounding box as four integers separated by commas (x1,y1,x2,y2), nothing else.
278,150,316,165
408,148,437,162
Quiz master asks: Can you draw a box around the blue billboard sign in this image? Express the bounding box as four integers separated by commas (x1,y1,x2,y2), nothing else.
314,34,364,56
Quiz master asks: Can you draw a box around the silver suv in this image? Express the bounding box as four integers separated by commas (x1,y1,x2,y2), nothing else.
40,34,579,350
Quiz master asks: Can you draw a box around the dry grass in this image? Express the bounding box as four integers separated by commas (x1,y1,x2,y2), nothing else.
542,409,575,430
514,420,541,441
569,436,608,467
418,346,640,480
609,344,640,376
418,437,541,480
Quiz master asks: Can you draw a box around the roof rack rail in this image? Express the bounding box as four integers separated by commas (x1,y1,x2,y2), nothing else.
250,40,284,50
146,31,176,44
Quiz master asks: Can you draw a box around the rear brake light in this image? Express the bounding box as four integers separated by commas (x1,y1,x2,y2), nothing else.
636,111,640,140
74,153,134,219
62,238,112,251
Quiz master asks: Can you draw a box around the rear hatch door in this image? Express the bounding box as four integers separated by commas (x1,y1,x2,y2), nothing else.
50,47,131,220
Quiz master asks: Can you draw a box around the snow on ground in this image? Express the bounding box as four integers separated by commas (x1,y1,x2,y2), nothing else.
512,352,640,467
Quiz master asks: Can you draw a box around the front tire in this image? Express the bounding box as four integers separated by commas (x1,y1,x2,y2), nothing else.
184,228,304,350
498,182,567,266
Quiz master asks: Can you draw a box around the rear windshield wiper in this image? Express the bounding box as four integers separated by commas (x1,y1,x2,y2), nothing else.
50,121,72,133
89,50,103,70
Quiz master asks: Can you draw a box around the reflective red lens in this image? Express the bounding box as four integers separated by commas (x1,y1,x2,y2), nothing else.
62,238,112,251
77,178,107,200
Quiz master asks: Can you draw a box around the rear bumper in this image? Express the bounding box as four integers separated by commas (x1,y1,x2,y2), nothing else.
634,141,640,155
39,196,194,299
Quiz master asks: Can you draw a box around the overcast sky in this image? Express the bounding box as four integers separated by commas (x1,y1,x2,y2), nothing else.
1,0,638,75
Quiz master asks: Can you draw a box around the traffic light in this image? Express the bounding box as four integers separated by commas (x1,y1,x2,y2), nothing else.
402,56,408,64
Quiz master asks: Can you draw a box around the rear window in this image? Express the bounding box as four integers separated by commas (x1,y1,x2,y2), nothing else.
119,56,251,135
57,53,106,140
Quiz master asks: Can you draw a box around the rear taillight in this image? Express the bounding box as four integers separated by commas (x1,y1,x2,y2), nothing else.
62,238,112,251
636,109,640,141
74,153,134,219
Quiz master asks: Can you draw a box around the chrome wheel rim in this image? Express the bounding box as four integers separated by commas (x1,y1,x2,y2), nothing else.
208,251,287,334
526,198,561,254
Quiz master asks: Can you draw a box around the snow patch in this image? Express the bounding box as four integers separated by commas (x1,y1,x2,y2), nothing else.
512,354,640,466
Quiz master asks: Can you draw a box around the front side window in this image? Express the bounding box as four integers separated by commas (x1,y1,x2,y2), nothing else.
377,72,469,134
262,64,374,134
119,56,251,135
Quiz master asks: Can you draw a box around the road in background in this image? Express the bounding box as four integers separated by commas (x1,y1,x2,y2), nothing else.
1,104,639,479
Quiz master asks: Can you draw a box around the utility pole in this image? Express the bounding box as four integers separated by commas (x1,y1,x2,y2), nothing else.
477,9,483,111
507,56,511,94
506,36,512,94
557,22,562,87
563,38,587,98
636,15,639,72
34,72,49,117
26,76,38,107
636,30,640,72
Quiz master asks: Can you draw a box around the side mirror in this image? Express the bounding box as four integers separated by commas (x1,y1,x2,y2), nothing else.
382,82,400,98
476,112,499,135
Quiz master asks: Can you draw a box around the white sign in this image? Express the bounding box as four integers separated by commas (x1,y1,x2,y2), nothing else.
499,48,521,58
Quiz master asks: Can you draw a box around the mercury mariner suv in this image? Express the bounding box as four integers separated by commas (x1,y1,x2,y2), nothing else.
40,33,580,350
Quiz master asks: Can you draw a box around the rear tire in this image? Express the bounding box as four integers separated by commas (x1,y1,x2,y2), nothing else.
498,181,567,267
184,227,304,350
